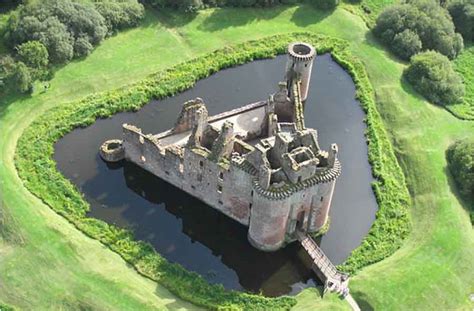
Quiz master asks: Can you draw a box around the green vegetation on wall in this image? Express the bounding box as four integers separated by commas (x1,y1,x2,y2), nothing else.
15,32,410,308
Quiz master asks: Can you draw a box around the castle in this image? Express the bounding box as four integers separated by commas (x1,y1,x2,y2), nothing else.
100,42,341,252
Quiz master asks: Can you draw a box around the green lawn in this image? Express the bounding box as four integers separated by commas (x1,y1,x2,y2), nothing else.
0,4,473,310
450,44,474,120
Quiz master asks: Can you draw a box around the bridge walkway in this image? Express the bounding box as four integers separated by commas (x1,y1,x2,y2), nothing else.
296,231,360,311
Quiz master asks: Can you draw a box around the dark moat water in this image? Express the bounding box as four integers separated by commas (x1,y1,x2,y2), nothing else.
54,54,378,297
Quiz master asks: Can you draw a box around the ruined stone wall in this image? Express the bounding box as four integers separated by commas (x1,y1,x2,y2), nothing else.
122,124,338,252
247,180,337,251
123,124,253,226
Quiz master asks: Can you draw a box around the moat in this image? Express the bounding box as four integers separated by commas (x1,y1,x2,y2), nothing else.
54,54,378,297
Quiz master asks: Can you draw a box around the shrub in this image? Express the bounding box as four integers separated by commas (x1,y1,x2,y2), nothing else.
0,56,16,93
404,51,465,106
0,56,33,94
94,0,145,33
10,61,33,93
309,0,339,9
16,40,48,69
448,0,474,42
74,35,94,58
447,138,474,199
392,29,422,60
374,0,464,60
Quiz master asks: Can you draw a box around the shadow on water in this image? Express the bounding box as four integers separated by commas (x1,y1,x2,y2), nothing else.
54,54,378,296
198,6,288,32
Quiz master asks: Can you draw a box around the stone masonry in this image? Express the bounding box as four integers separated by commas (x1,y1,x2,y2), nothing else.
100,42,341,252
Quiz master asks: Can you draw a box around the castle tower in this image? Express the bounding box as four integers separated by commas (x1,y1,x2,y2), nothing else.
285,42,316,102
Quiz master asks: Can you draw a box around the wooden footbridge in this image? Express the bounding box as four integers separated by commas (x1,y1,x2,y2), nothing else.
296,231,361,311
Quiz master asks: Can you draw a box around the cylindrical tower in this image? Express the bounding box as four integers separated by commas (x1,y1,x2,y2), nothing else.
285,42,316,102
247,191,291,252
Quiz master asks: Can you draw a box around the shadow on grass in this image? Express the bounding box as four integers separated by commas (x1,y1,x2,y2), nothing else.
0,91,32,120
363,31,409,66
444,165,474,225
151,7,199,28
350,290,375,311
290,4,334,27
198,6,289,32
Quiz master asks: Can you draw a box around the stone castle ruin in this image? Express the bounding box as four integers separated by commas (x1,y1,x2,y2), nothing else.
101,42,352,298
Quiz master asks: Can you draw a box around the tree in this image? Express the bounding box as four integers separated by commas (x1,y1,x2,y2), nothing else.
374,0,464,59
448,0,474,42
74,35,93,57
41,17,75,63
16,40,49,68
447,138,474,200
0,56,16,93
403,51,465,106
392,29,422,60
94,0,145,33
10,61,33,93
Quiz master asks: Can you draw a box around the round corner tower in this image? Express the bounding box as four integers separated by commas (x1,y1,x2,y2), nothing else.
286,42,316,102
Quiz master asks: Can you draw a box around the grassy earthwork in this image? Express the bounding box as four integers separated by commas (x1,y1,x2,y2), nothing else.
451,44,474,120
0,4,473,310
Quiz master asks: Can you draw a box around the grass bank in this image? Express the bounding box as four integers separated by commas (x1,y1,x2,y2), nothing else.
1,4,473,310
450,44,474,120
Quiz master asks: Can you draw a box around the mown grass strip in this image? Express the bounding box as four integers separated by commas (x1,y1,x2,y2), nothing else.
15,32,410,309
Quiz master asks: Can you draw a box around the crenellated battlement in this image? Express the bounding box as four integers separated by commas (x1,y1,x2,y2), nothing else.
100,42,341,252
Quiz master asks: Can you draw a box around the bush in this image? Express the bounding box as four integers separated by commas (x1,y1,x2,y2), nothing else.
0,56,33,94
448,0,474,42
94,0,145,33
16,40,48,69
309,0,339,9
374,0,464,60
10,61,33,93
392,30,422,60
74,35,94,58
403,51,465,106
447,138,474,199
